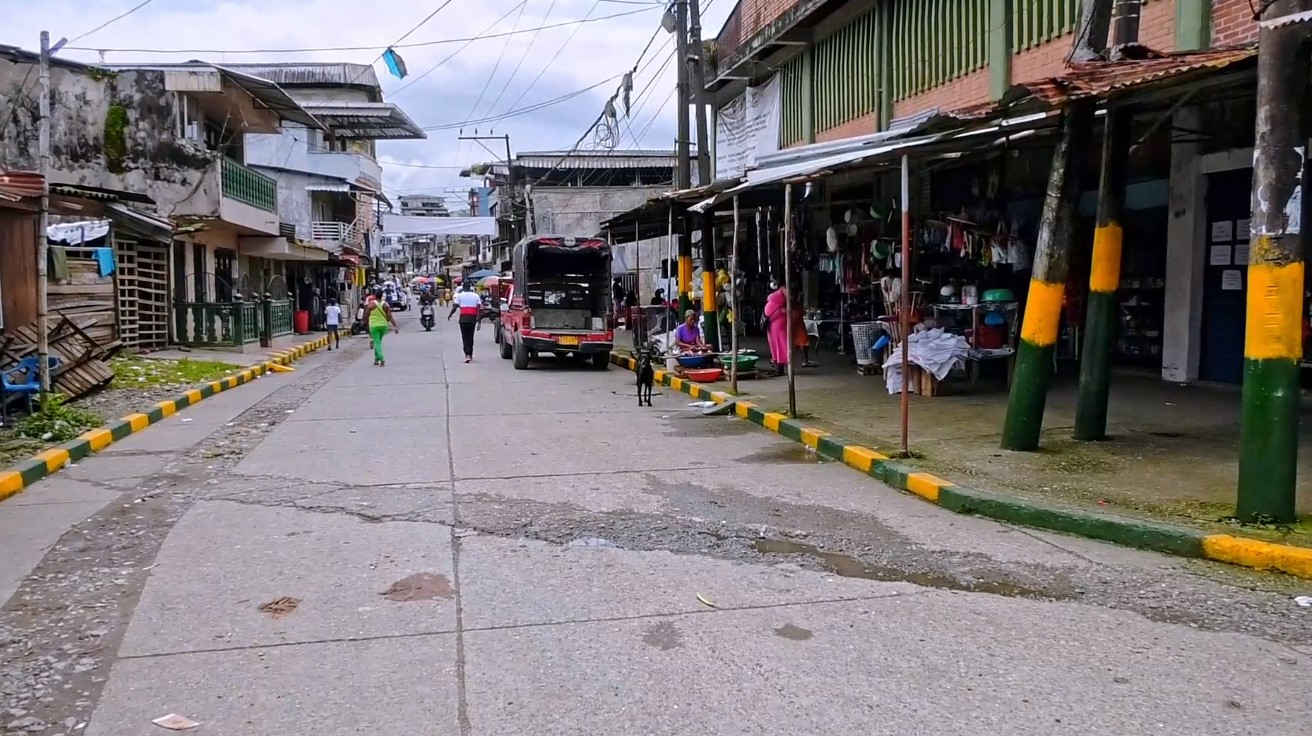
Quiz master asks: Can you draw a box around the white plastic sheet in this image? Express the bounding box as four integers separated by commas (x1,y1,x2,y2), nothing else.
881,328,970,394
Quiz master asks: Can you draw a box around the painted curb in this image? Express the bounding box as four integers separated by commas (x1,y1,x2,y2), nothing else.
0,335,332,506
610,353,1312,580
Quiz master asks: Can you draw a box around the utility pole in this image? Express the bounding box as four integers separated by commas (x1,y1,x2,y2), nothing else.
687,0,718,348
1073,0,1139,440
1237,0,1312,523
36,31,52,411
460,133,518,240
673,0,694,316
1001,0,1110,451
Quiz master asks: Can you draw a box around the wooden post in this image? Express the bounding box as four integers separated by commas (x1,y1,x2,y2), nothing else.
899,154,911,454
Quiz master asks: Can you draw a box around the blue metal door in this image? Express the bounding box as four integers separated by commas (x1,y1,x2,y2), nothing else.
1199,169,1252,384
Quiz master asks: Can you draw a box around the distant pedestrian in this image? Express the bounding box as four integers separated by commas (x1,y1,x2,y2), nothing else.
365,289,398,367
449,283,481,363
324,298,342,351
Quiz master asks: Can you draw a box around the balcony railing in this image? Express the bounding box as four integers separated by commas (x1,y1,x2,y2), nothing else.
311,220,364,246
221,157,278,212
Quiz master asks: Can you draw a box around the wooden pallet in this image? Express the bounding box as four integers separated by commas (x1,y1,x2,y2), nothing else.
0,315,117,403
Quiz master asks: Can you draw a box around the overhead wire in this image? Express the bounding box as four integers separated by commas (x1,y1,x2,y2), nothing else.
498,0,603,117
481,0,561,121
346,0,458,86
67,6,658,55
448,0,532,175
388,1,528,98
69,0,157,44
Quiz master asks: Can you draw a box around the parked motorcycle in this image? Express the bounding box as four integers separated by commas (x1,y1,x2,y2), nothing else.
420,303,436,331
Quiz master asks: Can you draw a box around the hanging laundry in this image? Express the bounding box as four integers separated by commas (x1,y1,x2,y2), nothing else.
48,246,70,280
92,247,116,277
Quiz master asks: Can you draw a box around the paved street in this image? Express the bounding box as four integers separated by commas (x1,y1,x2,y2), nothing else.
2,314,1311,736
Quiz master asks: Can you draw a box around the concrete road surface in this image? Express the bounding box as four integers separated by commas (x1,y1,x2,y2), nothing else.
2,316,1310,736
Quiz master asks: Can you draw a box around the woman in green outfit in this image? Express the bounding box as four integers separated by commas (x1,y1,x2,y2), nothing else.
364,290,399,366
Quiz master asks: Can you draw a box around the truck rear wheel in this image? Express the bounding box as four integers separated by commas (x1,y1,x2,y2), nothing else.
591,352,610,370
499,330,513,359
512,335,530,369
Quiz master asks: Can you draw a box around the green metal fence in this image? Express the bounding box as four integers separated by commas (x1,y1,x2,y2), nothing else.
891,0,990,101
221,157,278,212
814,6,880,132
779,56,806,146
174,299,294,346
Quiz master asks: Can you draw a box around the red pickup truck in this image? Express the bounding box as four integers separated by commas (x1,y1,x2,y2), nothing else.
495,235,613,370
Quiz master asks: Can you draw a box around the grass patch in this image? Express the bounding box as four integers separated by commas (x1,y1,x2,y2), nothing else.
110,355,239,388
17,394,103,442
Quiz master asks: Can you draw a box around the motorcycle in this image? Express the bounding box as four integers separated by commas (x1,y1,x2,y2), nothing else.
419,302,436,331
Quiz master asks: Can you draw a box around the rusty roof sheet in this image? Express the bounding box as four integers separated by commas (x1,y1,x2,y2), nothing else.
0,171,43,202
1024,46,1258,104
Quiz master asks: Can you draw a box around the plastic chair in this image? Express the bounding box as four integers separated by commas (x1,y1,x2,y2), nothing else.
3,356,60,416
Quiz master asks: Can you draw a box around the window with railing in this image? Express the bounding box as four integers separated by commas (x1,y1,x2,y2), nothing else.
220,157,277,212
813,6,880,133
891,0,990,102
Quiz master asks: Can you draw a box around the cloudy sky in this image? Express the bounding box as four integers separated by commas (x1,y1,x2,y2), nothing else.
4,0,730,208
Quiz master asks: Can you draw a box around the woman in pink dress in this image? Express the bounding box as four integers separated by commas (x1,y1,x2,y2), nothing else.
763,285,790,376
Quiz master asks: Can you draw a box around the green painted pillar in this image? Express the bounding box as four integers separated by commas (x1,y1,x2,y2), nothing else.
1174,0,1212,51
1073,109,1130,440
801,47,815,144
1001,103,1095,451
876,1,893,130
988,0,1013,101
1236,0,1308,524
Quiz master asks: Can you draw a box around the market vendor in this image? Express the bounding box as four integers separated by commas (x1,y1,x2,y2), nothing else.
675,309,710,354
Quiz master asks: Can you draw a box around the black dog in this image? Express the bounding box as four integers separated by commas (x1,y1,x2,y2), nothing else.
636,351,655,407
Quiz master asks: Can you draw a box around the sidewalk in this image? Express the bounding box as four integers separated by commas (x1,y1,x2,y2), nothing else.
142,332,336,367
620,330,1312,547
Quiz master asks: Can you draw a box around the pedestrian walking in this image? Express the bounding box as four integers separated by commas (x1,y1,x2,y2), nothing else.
324,298,342,351
365,289,398,366
449,283,481,363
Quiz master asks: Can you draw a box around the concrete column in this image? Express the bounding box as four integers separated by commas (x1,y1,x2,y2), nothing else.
989,0,1013,100
1160,107,1206,383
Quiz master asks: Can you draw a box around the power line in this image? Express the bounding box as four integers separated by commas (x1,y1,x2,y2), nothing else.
499,0,602,116
418,74,620,131
482,0,561,122
69,0,157,44
389,2,526,98
66,6,658,55
346,0,458,86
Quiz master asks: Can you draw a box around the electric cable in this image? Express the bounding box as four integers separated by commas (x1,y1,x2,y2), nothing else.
69,0,157,44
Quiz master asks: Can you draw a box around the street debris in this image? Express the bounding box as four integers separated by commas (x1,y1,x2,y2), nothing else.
380,572,454,602
1294,596,1312,608
152,713,200,731
257,596,301,617
696,593,716,608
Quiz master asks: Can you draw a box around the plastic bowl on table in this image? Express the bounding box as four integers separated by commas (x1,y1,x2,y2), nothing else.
719,354,760,371
676,354,716,369
683,367,723,382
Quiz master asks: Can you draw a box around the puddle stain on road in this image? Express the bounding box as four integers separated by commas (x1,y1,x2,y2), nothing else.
380,572,455,602
641,620,684,651
752,539,1056,599
735,444,832,465
773,623,813,641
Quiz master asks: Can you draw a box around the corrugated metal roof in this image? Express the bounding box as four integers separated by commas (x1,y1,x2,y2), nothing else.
0,171,43,201
220,63,382,93
1024,46,1258,104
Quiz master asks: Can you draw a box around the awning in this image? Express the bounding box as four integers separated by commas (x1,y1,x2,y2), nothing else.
239,236,331,262
210,64,325,130
108,202,172,241
380,213,497,237
305,183,351,192
299,101,426,140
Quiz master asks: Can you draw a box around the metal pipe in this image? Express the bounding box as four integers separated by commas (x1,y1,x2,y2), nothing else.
37,31,52,409
730,195,740,394
899,154,910,455
783,184,796,417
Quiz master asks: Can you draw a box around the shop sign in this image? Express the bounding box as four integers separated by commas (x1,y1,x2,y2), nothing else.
714,75,781,180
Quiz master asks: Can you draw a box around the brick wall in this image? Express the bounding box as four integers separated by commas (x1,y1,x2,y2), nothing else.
892,67,991,119
1213,0,1258,46
816,112,878,142
1140,0,1177,51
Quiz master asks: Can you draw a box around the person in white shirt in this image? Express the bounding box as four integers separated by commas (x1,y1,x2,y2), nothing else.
448,284,483,363
324,299,342,350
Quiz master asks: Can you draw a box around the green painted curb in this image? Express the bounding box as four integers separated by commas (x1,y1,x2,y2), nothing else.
606,350,1311,577
0,335,331,505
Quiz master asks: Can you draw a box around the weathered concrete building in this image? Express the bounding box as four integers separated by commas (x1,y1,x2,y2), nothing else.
1,48,325,348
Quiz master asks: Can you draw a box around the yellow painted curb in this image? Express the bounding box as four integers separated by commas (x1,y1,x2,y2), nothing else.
906,472,952,503
156,400,177,418
1202,534,1312,579
268,363,295,373
33,447,70,473
0,472,24,502
841,445,889,473
81,428,113,452
734,400,755,418
124,413,150,432
799,427,828,449
761,412,786,431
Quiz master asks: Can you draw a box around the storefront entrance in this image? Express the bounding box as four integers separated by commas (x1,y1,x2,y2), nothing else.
1199,168,1252,384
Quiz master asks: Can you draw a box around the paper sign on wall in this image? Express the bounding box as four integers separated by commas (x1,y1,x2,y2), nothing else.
1236,218,1251,240
714,75,782,180
1209,245,1232,266
1210,220,1234,242
1234,243,1250,265
1221,270,1243,291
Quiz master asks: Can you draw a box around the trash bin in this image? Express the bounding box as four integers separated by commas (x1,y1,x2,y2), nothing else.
294,310,310,335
